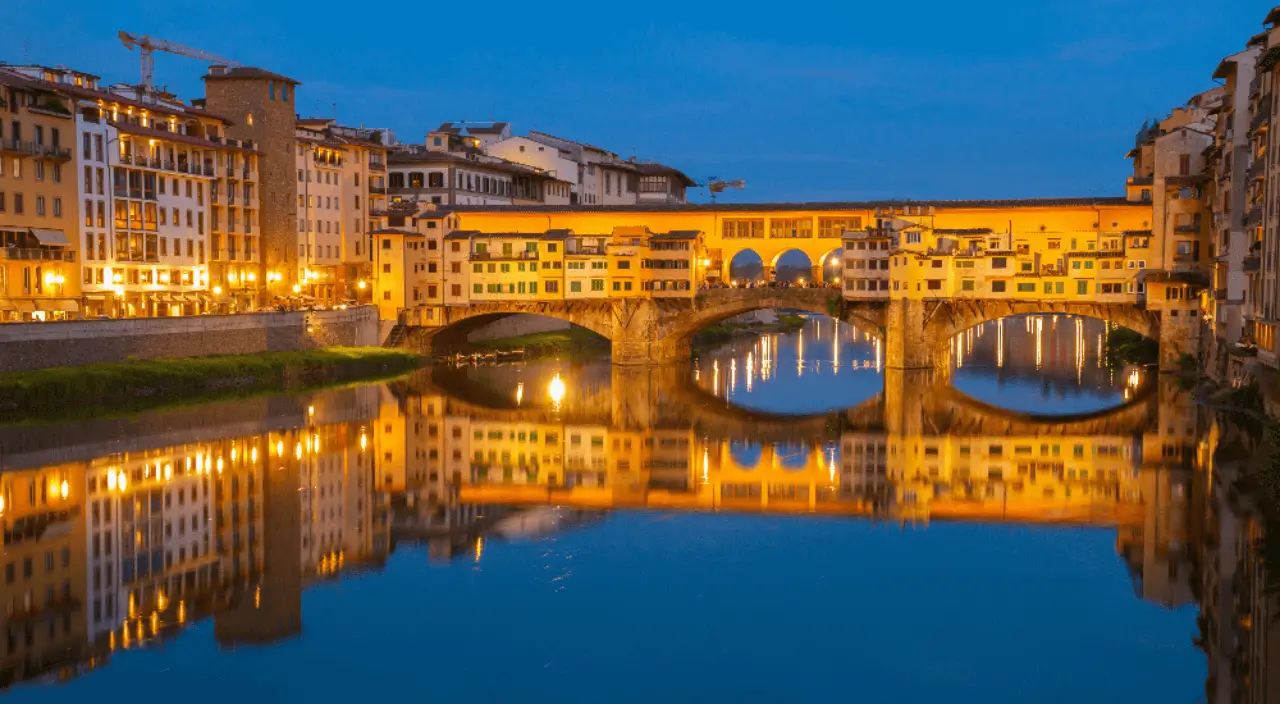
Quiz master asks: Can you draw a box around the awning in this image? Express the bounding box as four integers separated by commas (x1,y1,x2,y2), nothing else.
0,300,17,312
83,293,109,301
27,228,69,247
55,299,80,313
32,300,55,312
13,300,35,314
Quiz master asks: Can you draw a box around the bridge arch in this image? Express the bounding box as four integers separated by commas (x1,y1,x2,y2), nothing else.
768,248,815,284
726,248,766,284
925,300,1159,342
411,304,617,356
817,247,842,284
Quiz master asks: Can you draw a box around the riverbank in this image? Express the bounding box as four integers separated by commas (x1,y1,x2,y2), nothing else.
692,312,807,348
466,327,612,361
0,347,421,424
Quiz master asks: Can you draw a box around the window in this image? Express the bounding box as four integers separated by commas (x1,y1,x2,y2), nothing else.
1016,282,1036,293
1077,280,1089,295
769,218,812,238
991,280,1006,293
818,217,862,238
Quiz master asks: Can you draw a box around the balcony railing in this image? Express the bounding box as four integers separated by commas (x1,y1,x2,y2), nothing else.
1245,254,1261,272
1215,288,1228,300
1252,99,1272,133
41,145,72,161
0,248,75,262
1127,176,1154,186
368,159,386,171
1174,223,1200,234
368,185,386,195
0,139,42,157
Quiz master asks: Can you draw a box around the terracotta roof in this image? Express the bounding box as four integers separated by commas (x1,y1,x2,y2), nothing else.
389,149,545,176
632,162,697,187
1267,7,1280,26
109,119,256,153
650,230,702,240
1213,58,1237,80
297,118,334,126
0,70,235,125
369,227,420,236
935,228,994,235
203,67,300,85
528,130,613,155
444,230,478,240
1249,31,1269,47
1123,229,1153,236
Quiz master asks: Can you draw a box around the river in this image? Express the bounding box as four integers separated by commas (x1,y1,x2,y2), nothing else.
0,312,1260,702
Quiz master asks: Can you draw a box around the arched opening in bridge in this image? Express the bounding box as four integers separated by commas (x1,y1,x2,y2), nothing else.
946,313,1154,416
424,312,612,359
774,442,811,470
770,249,815,284
693,313,885,416
727,249,765,284
818,248,843,286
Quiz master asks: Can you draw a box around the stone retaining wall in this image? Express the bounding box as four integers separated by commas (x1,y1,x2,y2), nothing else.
0,306,379,373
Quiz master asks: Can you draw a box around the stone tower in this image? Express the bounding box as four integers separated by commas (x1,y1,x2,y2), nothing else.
203,66,301,303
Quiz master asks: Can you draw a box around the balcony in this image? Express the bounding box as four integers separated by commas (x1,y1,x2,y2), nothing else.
368,185,386,195
40,145,72,161
1174,223,1201,234
1216,288,1228,300
0,248,75,262
177,161,191,174
1245,254,1262,272
1252,99,1272,133
242,168,255,181
369,159,386,172
1127,176,1154,187
1251,76,1262,98
202,164,216,177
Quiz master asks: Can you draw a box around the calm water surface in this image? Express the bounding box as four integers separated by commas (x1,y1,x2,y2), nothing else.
0,313,1232,702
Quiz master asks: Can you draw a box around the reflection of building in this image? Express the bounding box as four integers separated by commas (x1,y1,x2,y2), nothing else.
0,350,1242,693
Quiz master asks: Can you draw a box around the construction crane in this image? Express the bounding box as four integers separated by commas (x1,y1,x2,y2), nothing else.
118,31,240,98
707,178,746,203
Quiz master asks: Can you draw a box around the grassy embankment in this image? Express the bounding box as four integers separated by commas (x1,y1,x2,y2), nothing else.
468,327,612,361
0,347,421,424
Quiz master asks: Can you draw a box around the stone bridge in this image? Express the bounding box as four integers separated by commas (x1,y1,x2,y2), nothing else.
403,289,1193,371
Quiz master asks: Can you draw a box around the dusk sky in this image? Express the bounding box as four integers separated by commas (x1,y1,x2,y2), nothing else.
2,0,1275,203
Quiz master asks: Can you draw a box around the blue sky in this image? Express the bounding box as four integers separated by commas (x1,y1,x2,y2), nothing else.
2,0,1274,202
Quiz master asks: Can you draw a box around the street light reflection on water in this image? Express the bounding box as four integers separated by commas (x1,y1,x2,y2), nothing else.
0,312,1209,703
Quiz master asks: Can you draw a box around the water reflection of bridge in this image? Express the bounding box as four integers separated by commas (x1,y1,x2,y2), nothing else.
405,364,1178,528
0,364,1197,690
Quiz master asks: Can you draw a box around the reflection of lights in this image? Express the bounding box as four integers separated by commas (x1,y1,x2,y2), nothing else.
60,480,69,499
107,471,117,491
548,374,566,408
515,381,525,407
997,318,1005,368
474,537,484,563
119,471,128,491
730,358,737,395
746,351,754,393
360,433,368,451
701,447,709,485
712,360,720,396
1035,316,1044,369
